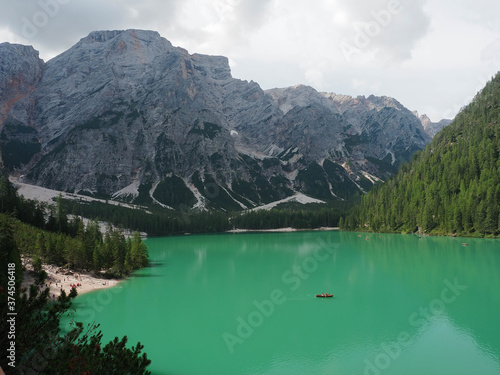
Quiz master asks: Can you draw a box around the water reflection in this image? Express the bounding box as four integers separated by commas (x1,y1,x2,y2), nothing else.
68,232,500,375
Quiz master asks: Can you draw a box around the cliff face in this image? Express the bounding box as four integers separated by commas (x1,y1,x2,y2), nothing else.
0,43,44,123
0,43,44,168
0,30,434,210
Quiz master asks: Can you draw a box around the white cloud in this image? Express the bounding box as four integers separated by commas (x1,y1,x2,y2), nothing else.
351,78,381,93
0,0,498,120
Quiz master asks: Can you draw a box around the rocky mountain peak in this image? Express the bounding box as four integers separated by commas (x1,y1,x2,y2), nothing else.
83,29,166,45
416,112,431,126
77,29,231,81
65,29,176,66
266,84,336,115
0,42,42,61
1,30,437,210
414,111,453,137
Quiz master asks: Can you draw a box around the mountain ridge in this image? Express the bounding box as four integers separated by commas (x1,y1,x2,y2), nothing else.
0,29,442,211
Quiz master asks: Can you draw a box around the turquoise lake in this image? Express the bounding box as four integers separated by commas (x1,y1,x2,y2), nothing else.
68,231,500,374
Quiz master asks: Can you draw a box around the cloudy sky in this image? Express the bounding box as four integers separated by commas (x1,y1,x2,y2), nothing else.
1,0,499,121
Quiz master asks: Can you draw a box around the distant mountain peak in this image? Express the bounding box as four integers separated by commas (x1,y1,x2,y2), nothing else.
413,111,453,137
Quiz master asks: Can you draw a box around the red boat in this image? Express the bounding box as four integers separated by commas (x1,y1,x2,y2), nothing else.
316,294,333,298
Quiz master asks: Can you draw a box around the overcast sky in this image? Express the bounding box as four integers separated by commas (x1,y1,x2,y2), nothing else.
1,0,499,121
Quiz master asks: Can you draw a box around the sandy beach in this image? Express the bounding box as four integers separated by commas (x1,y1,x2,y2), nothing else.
21,257,121,299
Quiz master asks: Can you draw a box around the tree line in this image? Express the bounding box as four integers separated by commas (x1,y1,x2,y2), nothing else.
67,198,356,235
66,199,232,236
0,168,151,373
341,72,500,237
230,205,348,230
0,173,149,277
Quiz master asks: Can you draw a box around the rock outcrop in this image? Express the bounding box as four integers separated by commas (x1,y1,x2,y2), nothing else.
416,113,453,137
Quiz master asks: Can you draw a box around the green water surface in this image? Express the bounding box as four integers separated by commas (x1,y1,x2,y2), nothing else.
68,231,500,375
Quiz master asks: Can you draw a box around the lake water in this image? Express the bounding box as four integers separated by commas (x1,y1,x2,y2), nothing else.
68,231,500,375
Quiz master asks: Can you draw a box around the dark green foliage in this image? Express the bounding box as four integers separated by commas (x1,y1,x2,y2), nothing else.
323,160,361,199
194,173,242,211
130,231,149,268
269,175,294,198
153,175,196,209
366,154,399,175
0,174,149,275
0,215,22,290
231,179,260,204
252,174,281,203
240,154,262,175
1,140,41,170
66,198,231,236
231,198,358,230
342,73,500,237
5,209,148,277
296,162,332,200
134,182,154,206
296,160,358,201
262,157,280,168
0,169,18,213
357,174,374,192
236,155,287,204
63,192,359,234
0,120,41,170
0,258,151,374
0,174,152,373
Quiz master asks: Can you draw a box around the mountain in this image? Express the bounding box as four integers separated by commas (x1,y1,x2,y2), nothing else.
416,113,453,137
1,29,432,211
0,43,44,169
341,72,500,237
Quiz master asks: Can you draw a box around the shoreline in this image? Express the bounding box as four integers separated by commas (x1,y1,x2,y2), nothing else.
343,228,500,240
21,257,121,299
226,227,339,233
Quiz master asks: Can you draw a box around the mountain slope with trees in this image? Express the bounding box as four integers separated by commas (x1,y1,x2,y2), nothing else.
0,169,152,373
341,72,500,237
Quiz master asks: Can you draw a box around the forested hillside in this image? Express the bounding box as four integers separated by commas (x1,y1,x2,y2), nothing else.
341,72,500,237
0,171,149,277
0,168,152,373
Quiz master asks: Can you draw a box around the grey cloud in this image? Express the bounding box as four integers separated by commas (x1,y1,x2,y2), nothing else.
218,0,273,49
167,0,274,54
235,0,273,29
0,0,180,57
339,0,394,21
374,0,430,61
481,39,500,65
456,0,500,31
339,0,430,62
